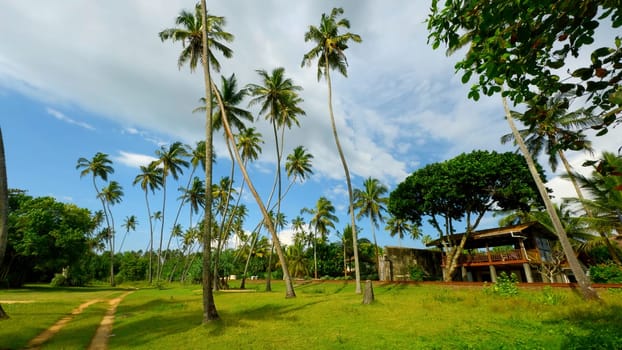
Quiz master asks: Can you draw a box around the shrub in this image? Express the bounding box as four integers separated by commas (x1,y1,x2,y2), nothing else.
485,272,518,297
409,265,427,282
589,263,622,283
538,286,565,305
50,273,67,287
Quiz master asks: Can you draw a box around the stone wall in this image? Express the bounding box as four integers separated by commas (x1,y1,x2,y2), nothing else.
379,246,443,281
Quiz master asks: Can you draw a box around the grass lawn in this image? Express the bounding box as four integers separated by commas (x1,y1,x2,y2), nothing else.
1,281,622,349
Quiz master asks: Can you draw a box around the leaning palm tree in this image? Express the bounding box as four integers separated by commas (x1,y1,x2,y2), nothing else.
0,128,9,319
154,142,189,282
302,7,363,293
133,162,163,283
98,181,124,286
353,177,389,275
119,215,137,253
302,197,338,279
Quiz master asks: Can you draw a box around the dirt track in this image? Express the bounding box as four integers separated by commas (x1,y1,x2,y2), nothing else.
24,291,133,350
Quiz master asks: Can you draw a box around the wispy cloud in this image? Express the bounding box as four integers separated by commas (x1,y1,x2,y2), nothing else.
114,151,157,169
46,107,94,130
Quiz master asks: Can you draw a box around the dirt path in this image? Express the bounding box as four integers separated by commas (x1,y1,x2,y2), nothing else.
25,291,133,350
87,291,133,350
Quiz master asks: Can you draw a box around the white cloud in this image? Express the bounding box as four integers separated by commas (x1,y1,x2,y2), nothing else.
114,151,157,169
46,107,94,130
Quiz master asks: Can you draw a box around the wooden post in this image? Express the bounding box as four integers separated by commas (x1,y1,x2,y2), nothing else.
362,280,375,304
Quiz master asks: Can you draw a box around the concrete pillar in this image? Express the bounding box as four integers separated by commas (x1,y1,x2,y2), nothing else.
489,265,497,283
523,263,534,283
461,266,468,282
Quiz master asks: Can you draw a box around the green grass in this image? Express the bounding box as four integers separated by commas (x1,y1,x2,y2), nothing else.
2,282,622,349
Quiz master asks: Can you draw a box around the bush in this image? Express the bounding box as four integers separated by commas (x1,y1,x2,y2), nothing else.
409,265,427,282
538,286,566,305
589,263,622,283
485,272,518,297
50,273,67,287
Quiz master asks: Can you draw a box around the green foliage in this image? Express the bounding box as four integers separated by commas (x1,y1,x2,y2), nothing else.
538,286,566,306
409,265,426,282
50,273,68,287
590,263,622,283
485,272,519,297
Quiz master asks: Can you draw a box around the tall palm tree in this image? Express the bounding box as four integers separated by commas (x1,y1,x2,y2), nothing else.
76,153,115,285
302,7,363,293
158,2,233,73
0,128,9,319
154,142,189,281
119,215,137,253
353,177,388,275
98,180,124,286
302,197,338,279
133,161,163,283
264,211,288,291
237,127,263,164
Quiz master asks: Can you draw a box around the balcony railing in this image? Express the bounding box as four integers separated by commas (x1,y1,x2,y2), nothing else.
442,248,540,267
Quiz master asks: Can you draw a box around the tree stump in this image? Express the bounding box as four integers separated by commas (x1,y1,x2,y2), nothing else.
0,303,8,320
362,280,375,304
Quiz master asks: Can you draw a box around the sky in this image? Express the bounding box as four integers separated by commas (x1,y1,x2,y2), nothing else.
1,1,619,253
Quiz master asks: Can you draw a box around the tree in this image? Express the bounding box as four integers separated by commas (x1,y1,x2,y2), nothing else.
119,215,137,253
0,128,8,319
76,153,116,286
426,0,622,300
133,162,163,283
353,177,389,275
302,197,338,279
98,180,123,286
388,150,543,281
158,2,233,72
302,7,363,293
154,142,189,282
385,215,420,243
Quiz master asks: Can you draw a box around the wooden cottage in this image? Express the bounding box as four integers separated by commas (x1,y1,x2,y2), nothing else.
426,222,568,283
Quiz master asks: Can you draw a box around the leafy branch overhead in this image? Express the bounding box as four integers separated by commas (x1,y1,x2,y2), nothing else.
427,0,622,134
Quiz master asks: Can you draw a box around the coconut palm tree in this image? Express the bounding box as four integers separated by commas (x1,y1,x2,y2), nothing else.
119,215,137,253
385,215,420,245
353,177,389,275
0,128,8,319
158,2,233,73
264,211,288,291
154,142,189,281
302,7,363,293
133,162,163,283
98,180,124,286
237,127,263,164
302,197,338,279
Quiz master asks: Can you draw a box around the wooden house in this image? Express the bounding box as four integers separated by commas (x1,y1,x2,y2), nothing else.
425,222,568,283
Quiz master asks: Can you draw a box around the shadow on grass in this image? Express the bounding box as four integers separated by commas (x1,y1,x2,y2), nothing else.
548,304,622,349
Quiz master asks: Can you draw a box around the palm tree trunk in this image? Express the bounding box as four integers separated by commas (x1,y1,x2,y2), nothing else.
212,80,296,298
558,150,622,265
325,57,362,293
503,96,598,300
144,191,154,284
0,128,9,320
156,177,167,283
370,222,380,278
313,231,318,279
199,0,219,322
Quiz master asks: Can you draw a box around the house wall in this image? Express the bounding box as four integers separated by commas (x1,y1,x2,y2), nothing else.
379,247,442,281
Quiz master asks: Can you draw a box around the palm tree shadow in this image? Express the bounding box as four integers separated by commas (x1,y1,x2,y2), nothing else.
547,303,622,348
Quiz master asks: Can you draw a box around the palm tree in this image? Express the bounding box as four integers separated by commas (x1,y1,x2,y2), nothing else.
158,2,233,73
302,7,363,293
285,146,314,192
237,127,263,164
133,161,163,283
119,215,137,253
385,215,420,244
264,211,288,291
154,142,189,281
98,180,124,286
302,197,338,279
0,128,9,319
500,96,599,215
353,177,388,275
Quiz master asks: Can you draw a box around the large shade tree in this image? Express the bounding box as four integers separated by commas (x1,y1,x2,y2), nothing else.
302,7,363,293
388,150,543,281
425,0,620,299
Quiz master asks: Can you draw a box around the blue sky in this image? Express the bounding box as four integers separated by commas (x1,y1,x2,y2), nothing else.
1,1,619,253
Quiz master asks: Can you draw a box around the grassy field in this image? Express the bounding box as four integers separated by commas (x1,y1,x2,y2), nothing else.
1,281,621,349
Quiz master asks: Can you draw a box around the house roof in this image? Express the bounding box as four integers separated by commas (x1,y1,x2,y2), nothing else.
425,222,556,248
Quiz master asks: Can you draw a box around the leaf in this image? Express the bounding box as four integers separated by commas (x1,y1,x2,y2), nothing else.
609,89,622,105
571,67,593,80
461,70,473,84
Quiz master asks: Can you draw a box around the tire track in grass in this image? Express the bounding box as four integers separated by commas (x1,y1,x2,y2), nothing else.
25,299,103,349
87,291,134,350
